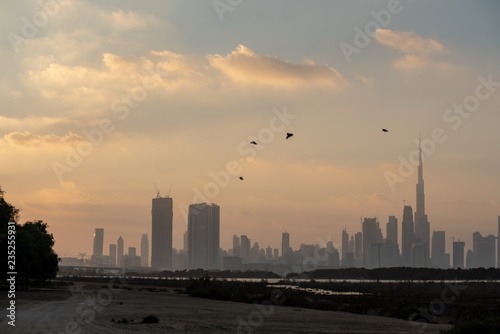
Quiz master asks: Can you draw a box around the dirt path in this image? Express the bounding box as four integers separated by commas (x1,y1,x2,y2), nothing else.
1,282,452,334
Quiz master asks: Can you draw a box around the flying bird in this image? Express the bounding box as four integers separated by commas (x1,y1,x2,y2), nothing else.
250,141,257,145
286,132,294,139
382,129,388,132
239,177,244,180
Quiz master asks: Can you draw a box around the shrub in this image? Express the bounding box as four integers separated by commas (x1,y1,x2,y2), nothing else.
141,314,159,323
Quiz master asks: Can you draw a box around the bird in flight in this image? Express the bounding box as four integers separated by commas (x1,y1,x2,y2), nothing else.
286,132,294,139
239,176,244,180
382,129,388,132
250,141,257,145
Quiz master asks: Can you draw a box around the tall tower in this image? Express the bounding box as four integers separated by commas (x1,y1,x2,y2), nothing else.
282,232,290,257
92,228,104,260
414,138,430,266
401,205,414,267
151,196,173,270
497,216,500,268
109,244,117,266
341,228,349,262
141,234,149,267
187,203,220,269
453,241,465,268
117,236,124,267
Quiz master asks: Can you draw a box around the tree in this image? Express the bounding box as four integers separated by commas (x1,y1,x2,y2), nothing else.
0,187,59,287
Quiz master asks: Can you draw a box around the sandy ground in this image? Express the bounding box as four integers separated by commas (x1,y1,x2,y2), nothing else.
1,281,452,334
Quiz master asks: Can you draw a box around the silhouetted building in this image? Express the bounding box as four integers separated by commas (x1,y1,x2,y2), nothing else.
282,232,291,257
240,235,250,263
341,228,349,263
414,139,430,266
466,249,474,268
187,202,220,269
498,216,500,268
109,244,116,267
151,196,173,270
453,241,465,268
362,217,383,268
432,231,448,268
354,232,362,267
386,216,398,247
402,205,414,266
92,228,104,260
233,235,241,258
117,236,124,267
472,232,496,268
141,234,149,267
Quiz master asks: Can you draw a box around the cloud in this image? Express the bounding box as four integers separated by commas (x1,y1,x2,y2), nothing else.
103,9,164,31
374,29,446,55
393,54,454,72
3,131,87,147
0,116,74,132
208,45,346,89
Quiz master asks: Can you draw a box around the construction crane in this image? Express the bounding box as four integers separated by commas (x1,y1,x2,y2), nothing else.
154,182,160,198
78,252,87,265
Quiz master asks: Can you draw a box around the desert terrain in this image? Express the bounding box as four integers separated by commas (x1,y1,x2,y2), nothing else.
0,280,454,334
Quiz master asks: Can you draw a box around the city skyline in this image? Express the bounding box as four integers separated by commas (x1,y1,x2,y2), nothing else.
1,1,499,259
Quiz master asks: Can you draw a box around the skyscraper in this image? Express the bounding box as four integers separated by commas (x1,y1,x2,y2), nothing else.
240,235,250,263
141,234,149,267
386,216,398,247
117,236,123,267
472,232,496,268
92,228,104,260
187,203,220,269
431,231,447,268
402,205,414,267
109,243,116,266
151,196,173,270
497,216,500,268
282,232,290,257
233,235,241,257
453,241,465,268
354,232,362,266
341,228,349,263
414,139,430,266
362,217,383,268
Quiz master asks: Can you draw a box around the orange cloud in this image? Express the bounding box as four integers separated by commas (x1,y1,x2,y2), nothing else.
374,29,445,55
3,131,87,147
209,45,346,89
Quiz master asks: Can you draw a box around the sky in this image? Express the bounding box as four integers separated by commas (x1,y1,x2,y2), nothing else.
1,0,499,259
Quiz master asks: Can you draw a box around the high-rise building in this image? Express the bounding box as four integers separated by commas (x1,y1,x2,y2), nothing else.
151,196,173,270
233,235,241,258
128,247,136,257
117,236,124,267
472,232,496,268
282,232,291,257
402,205,414,266
431,231,447,268
109,244,117,267
341,228,349,263
92,228,104,259
497,216,500,268
362,217,383,268
386,216,398,246
141,234,149,267
354,232,362,266
187,203,220,269
240,235,250,263
453,241,465,268
414,140,430,266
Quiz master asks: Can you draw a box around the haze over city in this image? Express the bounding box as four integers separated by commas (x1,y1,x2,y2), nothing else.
1,0,499,259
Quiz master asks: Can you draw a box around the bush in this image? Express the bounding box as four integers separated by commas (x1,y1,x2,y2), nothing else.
141,314,159,323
